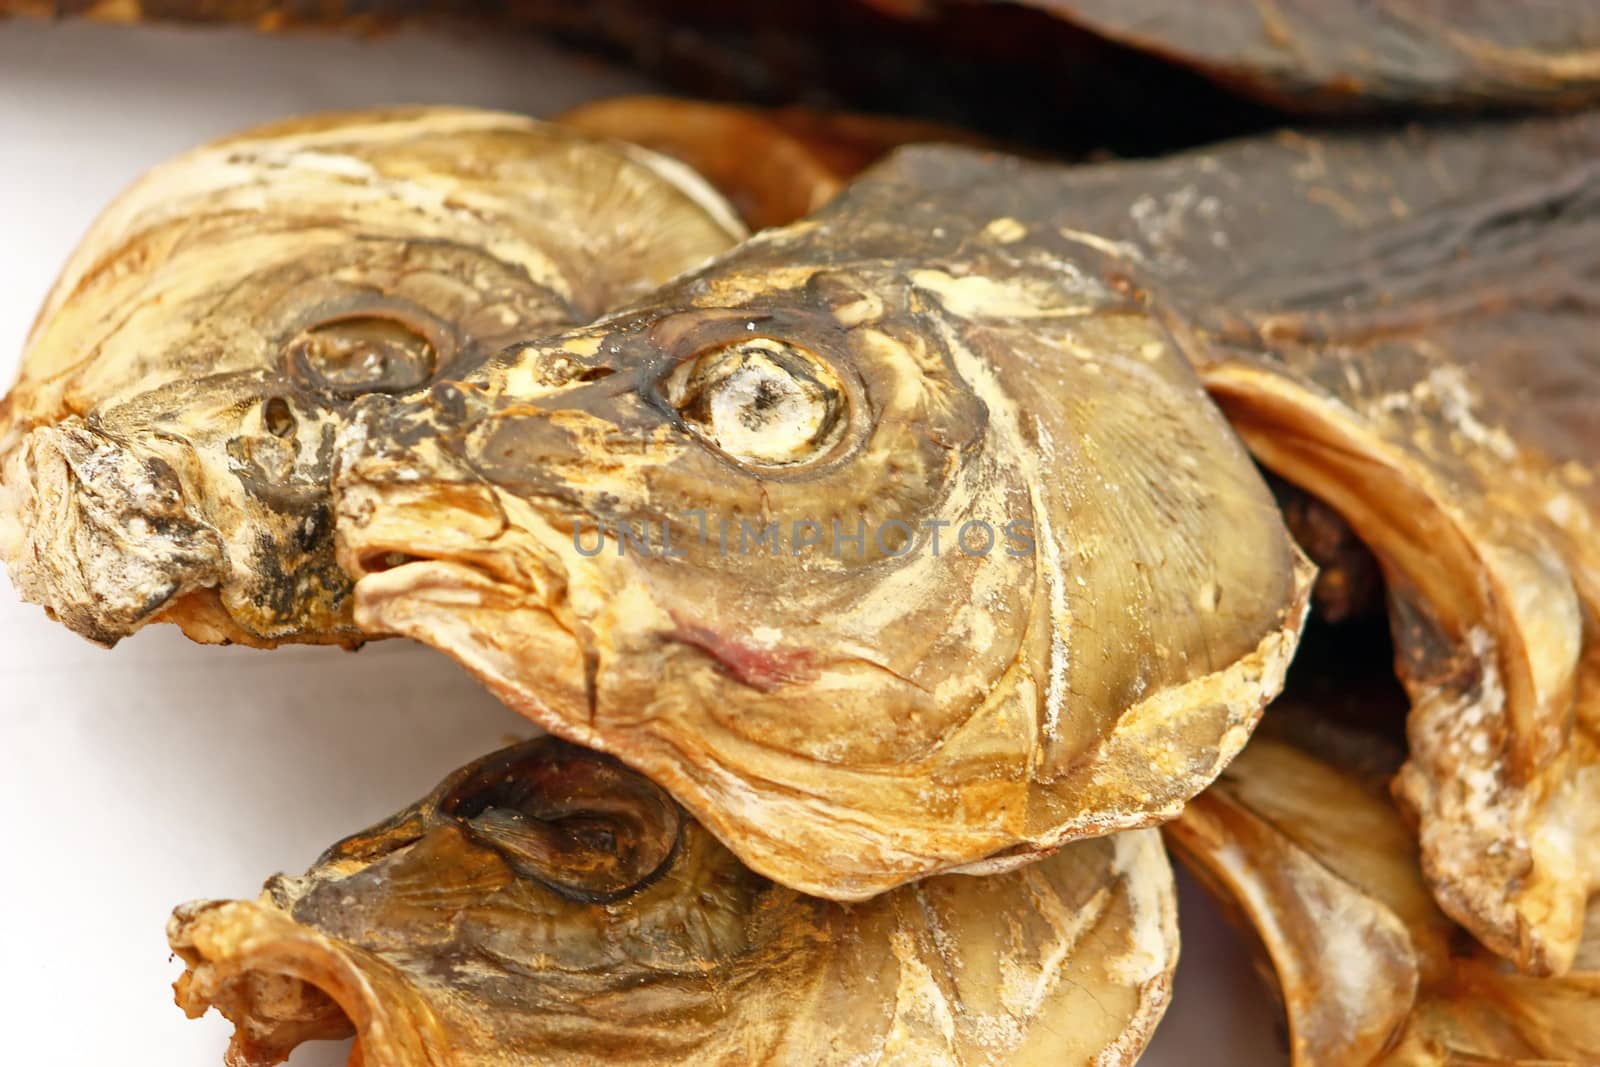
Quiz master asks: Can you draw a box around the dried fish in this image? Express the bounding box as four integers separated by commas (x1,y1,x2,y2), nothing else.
331,138,1311,899
0,107,743,646
1167,702,1600,1065
170,738,1178,1067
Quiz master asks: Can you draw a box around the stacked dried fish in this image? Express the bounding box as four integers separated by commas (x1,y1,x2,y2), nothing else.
1,47,1597,1067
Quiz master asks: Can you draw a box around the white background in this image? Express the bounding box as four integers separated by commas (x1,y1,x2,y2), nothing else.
0,20,1282,1065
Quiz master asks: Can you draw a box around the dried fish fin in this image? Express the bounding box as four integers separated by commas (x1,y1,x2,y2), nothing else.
1166,756,1421,1066
168,739,1177,1066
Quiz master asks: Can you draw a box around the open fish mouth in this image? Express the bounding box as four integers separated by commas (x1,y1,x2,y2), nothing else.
167,737,1179,1067
169,901,436,1067
331,391,610,753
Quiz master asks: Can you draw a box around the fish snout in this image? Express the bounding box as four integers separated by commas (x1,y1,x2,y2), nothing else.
0,418,224,645
331,391,592,651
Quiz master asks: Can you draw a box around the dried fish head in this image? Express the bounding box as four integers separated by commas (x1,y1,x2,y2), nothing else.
0,107,743,646
334,148,1312,899
169,737,1178,1067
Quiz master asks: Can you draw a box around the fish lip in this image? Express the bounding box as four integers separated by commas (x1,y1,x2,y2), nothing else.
331,416,589,648
349,556,521,619
333,479,556,616
168,898,445,1067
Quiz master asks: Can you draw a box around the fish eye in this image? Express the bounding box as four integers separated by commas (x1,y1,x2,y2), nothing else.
286,312,439,398
439,739,683,903
668,338,846,467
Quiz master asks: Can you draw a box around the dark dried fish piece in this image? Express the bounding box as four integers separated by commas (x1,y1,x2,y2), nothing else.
170,738,1178,1067
917,0,1600,112
10,0,1600,115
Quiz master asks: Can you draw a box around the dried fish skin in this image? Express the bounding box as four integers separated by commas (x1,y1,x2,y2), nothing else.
333,146,1312,901
11,1,1600,116
970,0,1600,112
169,738,1178,1067
0,106,744,647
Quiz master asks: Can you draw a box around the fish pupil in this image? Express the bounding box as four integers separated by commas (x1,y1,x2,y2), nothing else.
747,378,785,419
673,338,846,466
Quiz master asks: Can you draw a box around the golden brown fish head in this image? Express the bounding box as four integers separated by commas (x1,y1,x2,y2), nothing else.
0,107,743,647
336,146,1314,899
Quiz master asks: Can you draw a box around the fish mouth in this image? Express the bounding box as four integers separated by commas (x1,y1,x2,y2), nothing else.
331,428,610,750
0,418,226,646
169,900,446,1067
1,414,356,648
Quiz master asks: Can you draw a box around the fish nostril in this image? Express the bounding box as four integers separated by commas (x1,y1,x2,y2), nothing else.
263,397,296,438
428,382,469,424
576,366,615,383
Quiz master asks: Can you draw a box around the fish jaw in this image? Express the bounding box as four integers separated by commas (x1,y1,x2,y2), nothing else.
169,899,447,1067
